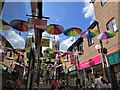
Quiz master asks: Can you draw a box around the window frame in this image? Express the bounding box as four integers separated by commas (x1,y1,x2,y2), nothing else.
101,0,107,6
78,43,83,52
87,37,94,47
106,18,118,32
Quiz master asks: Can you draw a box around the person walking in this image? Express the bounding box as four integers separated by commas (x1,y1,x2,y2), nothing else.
51,77,57,90
101,77,111,89
94,73,102,90
61,78,66,90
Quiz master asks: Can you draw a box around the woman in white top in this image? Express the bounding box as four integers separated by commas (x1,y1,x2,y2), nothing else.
101,77,111,89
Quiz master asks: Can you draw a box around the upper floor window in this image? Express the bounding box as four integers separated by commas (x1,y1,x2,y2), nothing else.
101,0,107,6
88,37,94,46
73,46,77,52
78,44,83,52
106,18,118,32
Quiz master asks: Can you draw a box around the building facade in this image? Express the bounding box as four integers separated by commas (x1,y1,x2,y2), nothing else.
93,0,120,89
66,0,120,89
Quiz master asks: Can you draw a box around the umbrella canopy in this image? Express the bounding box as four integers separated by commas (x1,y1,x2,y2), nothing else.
97,30,116,40
46,24,64,35
63,27,82,37
10,19,30,32
0,35,14,49
0,19,11,30
54,50,63,55
81,29,100,38
63,51,71,55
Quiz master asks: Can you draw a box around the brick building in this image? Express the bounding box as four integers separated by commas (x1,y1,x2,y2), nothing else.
66,0,120,88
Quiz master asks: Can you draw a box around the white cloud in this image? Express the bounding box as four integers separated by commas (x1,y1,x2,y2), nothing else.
2,30,25,49
27,32,34,37
60,37,75,52
83,0,95,24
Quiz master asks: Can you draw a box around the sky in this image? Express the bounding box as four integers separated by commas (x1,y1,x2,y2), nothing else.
1,0,95,52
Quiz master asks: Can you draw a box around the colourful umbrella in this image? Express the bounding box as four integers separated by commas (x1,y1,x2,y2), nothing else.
63,27,82,37
10,19,30,32
97,30,116,40
0,19,11,30
46,24,64,35
54,50,62,55
81,29,100,38
0,35,14,49
63,51,71,55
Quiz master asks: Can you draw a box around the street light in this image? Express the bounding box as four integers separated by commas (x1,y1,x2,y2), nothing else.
95,44,101,53
95,44,108,78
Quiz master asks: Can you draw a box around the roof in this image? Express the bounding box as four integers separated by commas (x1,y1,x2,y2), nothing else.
67,37,83,51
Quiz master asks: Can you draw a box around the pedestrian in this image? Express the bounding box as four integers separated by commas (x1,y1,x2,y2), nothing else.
51,77,57,90
76,77,82,88
61,78,66,90
101,77,111,89
57,79,62,90
94,73,102,89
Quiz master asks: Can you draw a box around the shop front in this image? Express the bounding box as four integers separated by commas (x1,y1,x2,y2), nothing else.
108,50,120,89
67,65,76,87
77,54,102,88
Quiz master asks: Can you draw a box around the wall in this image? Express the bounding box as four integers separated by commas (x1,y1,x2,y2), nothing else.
94,0,120,55
78,0,120,64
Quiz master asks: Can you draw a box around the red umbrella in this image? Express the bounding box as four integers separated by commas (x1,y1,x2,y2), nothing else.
10,19,31,32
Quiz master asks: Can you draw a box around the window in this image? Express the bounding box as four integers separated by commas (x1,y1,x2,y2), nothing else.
78,44,83,52
88,38,94,46
90,0,95,3
106,18,118,32
101,0,107,6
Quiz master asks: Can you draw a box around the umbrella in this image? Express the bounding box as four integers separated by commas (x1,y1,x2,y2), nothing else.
81,29,100,38
54,50,62,55
97,30,116,40
63,51,71,55
10,19,30,32
0,35,14,49
46,24,64,35
63,27,82,37
0,19,11,30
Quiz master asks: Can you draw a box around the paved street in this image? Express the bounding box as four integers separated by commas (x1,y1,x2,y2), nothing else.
20,83,76,90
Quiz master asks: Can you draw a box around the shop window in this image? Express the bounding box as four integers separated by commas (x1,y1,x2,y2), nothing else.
101,0,107,6
87,38,94,46
106,18,118,32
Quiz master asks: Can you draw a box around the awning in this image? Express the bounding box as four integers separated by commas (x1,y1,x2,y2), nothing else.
108,50,120,65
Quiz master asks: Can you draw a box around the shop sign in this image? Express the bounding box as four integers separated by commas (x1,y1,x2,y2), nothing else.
77,55,101,70
41,38,50,47
69,65,76,72
70,58,76,64
34,19,47,30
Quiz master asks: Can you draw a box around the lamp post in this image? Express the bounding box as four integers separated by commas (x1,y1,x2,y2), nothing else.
26,36,35,90
95,43,108,78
